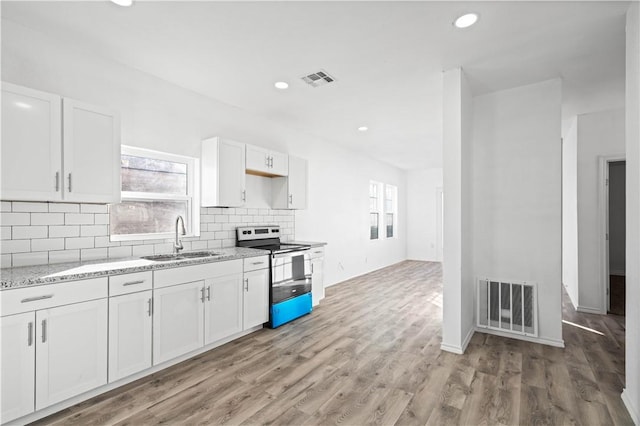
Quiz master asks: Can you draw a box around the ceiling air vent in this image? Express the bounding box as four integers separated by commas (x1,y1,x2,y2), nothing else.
301,69,336,88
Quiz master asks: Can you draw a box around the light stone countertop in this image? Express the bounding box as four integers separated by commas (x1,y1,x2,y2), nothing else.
287,241,327,248
0,247,268,290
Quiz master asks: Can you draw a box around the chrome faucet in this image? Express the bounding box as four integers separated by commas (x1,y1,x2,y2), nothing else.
174,215,186,254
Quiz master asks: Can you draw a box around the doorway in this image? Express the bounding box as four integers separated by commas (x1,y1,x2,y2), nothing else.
607,160,626,315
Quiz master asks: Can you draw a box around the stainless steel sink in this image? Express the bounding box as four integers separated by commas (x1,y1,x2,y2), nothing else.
142,251,221,262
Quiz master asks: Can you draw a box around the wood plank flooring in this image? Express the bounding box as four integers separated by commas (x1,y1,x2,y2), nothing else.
32,260,632,425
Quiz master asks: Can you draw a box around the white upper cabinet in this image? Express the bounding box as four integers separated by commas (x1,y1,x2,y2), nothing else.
1,83,62,201
1,82,121,203
245,144,288,177
272,155,308,209
202,137,246,207
62,99,121,203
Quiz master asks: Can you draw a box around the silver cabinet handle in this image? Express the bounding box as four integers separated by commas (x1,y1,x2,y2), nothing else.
265,155,270,166
67,173,72,192
206,286,211,301
200,287,206,303
314,250,323,254
244,278,249,292
21,295,54,303
41,319,47,343
289,194,293,205
270,156,274,168
241,190,246,202
28,322,33,346
123,280,145,287
147,298,153,316
251,261,265,265
311,264,314,274
55,171,60,192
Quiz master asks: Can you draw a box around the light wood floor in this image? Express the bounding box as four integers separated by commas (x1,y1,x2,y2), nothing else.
33,261,632,425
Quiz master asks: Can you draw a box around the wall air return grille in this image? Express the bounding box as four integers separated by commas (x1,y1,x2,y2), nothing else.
477,278,538,337
301,69,336,88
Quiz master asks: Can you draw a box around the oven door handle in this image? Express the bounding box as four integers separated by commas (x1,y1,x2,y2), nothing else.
272,248,310,259
272,276,312,288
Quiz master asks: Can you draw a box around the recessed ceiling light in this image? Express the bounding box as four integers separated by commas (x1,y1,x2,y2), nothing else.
110,0,133,7
454,13,478,29
358,126,368,132
274,81,289,90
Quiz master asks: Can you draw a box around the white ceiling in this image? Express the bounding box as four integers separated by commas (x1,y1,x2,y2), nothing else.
1,1,629,170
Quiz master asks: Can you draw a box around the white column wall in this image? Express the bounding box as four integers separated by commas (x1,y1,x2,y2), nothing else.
562,117,579,308
622,3,640,424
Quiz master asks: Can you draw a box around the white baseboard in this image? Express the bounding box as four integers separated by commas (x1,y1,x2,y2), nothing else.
440,327,475,355
576,305,605,315
475,327,565,348
621,389,639,425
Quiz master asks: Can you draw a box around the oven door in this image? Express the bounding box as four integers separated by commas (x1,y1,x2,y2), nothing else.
271,250,311,304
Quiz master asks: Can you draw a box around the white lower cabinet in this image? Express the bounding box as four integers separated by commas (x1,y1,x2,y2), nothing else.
108,290,153,382
204,274,243,345
1,312,36,423
35,299,108,410
243,268,269,329
153,281,205,365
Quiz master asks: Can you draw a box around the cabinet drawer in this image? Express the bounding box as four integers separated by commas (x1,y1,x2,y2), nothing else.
310,246,325,259
0,277,108,316
243,256,269,272
109,271,153,296
154,259,242,289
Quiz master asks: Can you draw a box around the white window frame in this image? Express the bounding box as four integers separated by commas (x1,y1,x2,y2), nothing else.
369,180,383,241
110,145,200,242
384,184,398,239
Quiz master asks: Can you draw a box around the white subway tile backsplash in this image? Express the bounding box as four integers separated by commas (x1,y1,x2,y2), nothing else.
66,237,95,250
1,201,296,268
12,202,48,212
31,213,65,226
49,249,80,264
94,236,120,248
81,204,108,214
13,252,49,267
81,248,108,261
1,254,12,268
94,214,109,225
80,225,108,237
1,227,11,240
65,213,94,225
31,238,65,252
132,245,154,257
12,226,47,239
49,203,80,213
108,246,132,258
1,212,30,226
1,239,30,253
49,225,80,238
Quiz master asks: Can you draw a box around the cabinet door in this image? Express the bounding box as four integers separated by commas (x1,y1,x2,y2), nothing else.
153,281,204,365
1,83,62,201
218,139,246,207
245,144,270,174
288,156,308,209
311,257,325,306
62,98,120,203
243,268,269,329
35,299,108,410
269,151,289,177
108,290,153,383
1,312,36,423
204,273,243,345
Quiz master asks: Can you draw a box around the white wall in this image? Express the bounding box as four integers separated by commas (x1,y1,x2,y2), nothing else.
1,19,407,286
622,3,640,424
472,79,563,347
575,108,625,313
406,168,442,261
562,117,579,308
441,68,474,354
608,161,626,275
